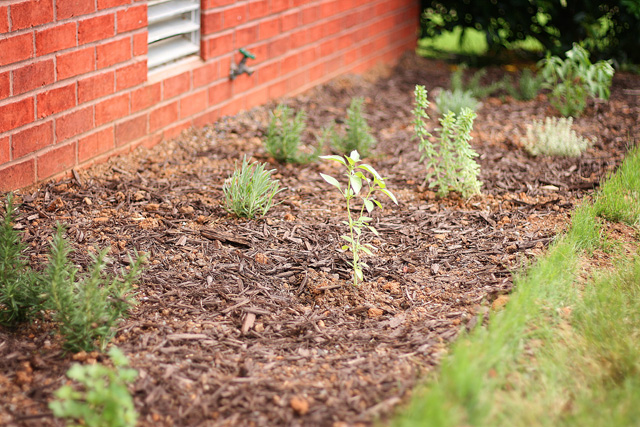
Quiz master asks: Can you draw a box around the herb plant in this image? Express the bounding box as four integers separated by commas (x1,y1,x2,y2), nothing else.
223,156,283,219
330,97,376,158
435,89,481,115
49,346,138,427
265,104,321,163
0,193,44,326
538,44,614,117
44,224,144,352
414,85,482,198
320,150,397,286
451,65,504,99
523,116,594,157
508,68,544,101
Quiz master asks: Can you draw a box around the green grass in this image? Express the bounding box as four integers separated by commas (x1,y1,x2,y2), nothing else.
417,26,544,60
393,143,640,427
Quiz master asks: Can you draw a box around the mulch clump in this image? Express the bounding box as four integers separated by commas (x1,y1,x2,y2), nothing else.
1,53,638,426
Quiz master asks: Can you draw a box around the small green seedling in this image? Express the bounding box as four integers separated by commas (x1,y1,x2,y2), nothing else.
265,104,321,163
330,97,376,158
223,156,283,219
538,44,614,117
523,116,594,157
50,346,138,427
435,89,480,115
320,150,397,286
414,85,482,198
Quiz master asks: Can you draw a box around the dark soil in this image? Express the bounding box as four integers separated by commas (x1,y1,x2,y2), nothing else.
1,53,639,426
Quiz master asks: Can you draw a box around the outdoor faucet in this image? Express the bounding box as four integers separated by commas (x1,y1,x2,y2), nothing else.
230,48,255,80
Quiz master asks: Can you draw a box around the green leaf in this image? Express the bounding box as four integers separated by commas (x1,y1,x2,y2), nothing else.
320,173,341,190
357,164,382,181
320,155,347,166
367,226,379,236
364,199,374,213
361,246,373,256
349,175,362,195
341,235,354,244
379,188,398,204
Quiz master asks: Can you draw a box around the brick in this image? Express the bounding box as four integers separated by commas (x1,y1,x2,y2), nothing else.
235,24,258,46
78,127,114,162
55,107,93,141
131,83,161,112
0,33,34,66
257,62,278,84
37,84,76,118
78,71,115,103
0,72,9,101
0,159,35,191
280,11,299,32
208,80,232,105
95,93,130,126
233,71,256,93
320,0,339,18
149,101,178,131
96,37,131,69
245,86,268,109
117,4,147,33
179,89,208,119
219,97,245,117
115,61,146,90
248,0,268,19
203,0,235,8
0,137,8,164
36,142,75,180
12,121,54,158
0,97,34,134
163,120,190,140
223,5,247,29
78,13,115,45
193,62,218,88
0,6,8,33
98,0,131,9
56,0,94,20
56,47,95,81
12,59,54,96
10,0,54,31
201,11,222,35
271,0,290,13
281,54,298,75
202,32,233,59
162,72,190,100
115,114,146,145
133,32,148,56
268,80,287,99
302,4,320,24
35,23,76,56
259,18,280,40
268,36,290,57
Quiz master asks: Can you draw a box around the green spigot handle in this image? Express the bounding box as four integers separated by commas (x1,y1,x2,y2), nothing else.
239,48,255,60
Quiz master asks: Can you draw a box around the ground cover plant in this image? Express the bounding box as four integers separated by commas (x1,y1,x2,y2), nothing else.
264,104,321,164
329,97,376,157
0,52,638,426
523,117,594,157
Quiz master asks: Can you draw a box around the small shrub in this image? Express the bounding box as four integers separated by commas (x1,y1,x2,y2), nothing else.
265,104,321,163
44,224,144,352
0,194,44,326
435,89,480,116
223,156,283,219
49,346,138,427
538,44,614,117
451,65,504,99
504,68,544,101
331,97,376,157
522,117,594,157
320,150,397,286
414,85,482,198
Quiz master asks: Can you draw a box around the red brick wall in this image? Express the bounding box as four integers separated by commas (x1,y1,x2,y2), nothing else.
0,0,419,191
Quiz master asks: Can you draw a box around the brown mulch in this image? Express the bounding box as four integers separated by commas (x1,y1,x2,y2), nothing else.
1,53,638,426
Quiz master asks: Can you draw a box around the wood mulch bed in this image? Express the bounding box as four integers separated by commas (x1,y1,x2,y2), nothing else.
1,53,638,426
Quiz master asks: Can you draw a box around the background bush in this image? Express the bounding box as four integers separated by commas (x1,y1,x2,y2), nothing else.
419,0,640,64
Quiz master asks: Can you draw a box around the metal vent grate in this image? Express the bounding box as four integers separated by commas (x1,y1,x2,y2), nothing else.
147,0,200,71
